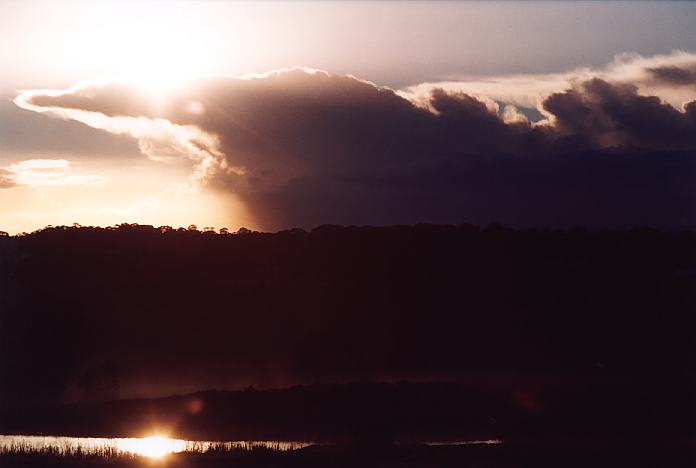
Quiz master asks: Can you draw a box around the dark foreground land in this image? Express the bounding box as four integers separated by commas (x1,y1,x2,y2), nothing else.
1,442,695,468
1,224,695,465
2,224,695,406
1,381,693,444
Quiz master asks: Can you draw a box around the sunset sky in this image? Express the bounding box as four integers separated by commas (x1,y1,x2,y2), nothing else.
2,0,696,234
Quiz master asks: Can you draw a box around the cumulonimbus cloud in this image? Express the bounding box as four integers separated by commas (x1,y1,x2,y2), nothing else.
13,52,696,229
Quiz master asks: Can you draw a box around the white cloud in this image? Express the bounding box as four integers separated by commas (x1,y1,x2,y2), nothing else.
1,159,106,188
400,50,696,115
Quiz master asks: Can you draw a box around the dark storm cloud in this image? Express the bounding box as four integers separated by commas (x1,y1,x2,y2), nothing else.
646,65,696,86
543,78,696,150
17,67,696,229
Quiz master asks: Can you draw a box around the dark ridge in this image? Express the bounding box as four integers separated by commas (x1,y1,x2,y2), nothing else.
0,223,694,443
1,381,693,443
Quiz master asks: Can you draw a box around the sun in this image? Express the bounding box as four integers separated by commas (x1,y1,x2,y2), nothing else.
137,436,173,459
116,435,186,459
76,2,214,91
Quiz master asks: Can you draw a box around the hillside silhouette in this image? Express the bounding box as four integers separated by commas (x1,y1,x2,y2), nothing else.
1,381,693,444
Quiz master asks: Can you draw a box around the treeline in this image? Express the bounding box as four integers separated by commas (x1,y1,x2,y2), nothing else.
0,222,262,238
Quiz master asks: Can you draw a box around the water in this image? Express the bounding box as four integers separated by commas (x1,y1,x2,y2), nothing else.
0,434,502,459
425,440,502,446
0,434,311,458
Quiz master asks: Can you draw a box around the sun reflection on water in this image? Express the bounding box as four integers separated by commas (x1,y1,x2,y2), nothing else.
115,435,186,458
0,434,311,458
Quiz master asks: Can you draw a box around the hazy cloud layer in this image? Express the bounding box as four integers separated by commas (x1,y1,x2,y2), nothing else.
15,52,696,229
0,169,17,189
0,98,141,161
0,159,106,189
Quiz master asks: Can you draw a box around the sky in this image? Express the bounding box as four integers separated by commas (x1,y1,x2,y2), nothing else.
1,0,696,234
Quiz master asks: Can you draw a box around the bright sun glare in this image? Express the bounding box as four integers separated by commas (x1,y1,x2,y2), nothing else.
86,4,214,90
116,435,186,459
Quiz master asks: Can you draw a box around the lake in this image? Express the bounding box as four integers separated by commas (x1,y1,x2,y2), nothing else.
0,434,501,458
0,434,311,458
